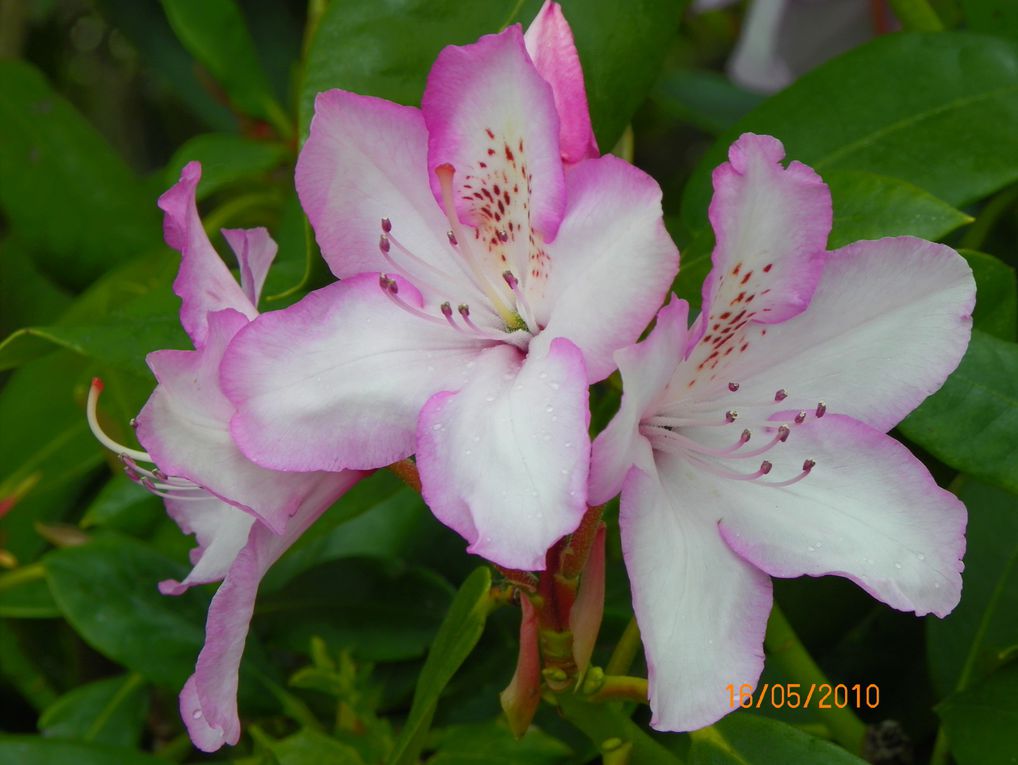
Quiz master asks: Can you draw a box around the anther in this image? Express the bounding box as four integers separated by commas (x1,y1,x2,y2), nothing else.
725,410,738,423
380,217,392,233
447,230,458,246
458,304,471,318
774,389,788,402
129,418,137,429
815,402,827,418
379,234,391,254
740,429,751,443
777,425,790,442
502,270,519,290
760,460,773,475
728,382,740,392
802,459,816,472
441,302,453,318
497,229,509,243
794,410,807,424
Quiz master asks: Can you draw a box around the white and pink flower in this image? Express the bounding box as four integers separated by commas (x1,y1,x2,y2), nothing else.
221,5,678,571
590,133,975,732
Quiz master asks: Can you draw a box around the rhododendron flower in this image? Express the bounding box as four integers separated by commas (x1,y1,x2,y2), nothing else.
88,162,362,752
222,4,678,570
590,133,975,731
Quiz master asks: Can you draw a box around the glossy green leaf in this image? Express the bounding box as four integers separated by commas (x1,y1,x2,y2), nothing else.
0,352,103,564
689,713,866,764
389,567,492,765
555,693,683,764
680,32,1018,236
825,171,971,248
928,479,1018,697
165,133,289,201
898,330,1018,493
652,68,764,135
299,0,684,149
428,720,572,764
257,558,453,662
0,565,59,619
45,534,207,688
0,61,160,289
161,0,282,125
937,663,1018,765
0,241,71,341
0,736,167,765
79,475,163,534
261,728,365,765
961,250,1017,341
38,674,148,748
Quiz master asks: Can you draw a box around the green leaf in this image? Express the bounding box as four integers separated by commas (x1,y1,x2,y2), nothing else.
45,534,207,688
265,728,365,765
962,0,1018,41
826,171,972,248
428,720,572,764
0,241,71,341
0,736,168,765
0,61,161,289
689,713,867,764
898,330,1018,494
0,251,184,375
299,0,684,149
389,567,493,765
680,32,1018,237
961,250,1017,341
38,674,148,748
165,133,289,201
652,69,764,136
80,474,163,534
937,663,1018,765
928,478,1018,697
161,0,283,125
0,352,103,564
0,565,59,619
256,558,453,662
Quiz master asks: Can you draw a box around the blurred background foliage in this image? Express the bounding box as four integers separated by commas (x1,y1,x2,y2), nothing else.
0,0,1016,763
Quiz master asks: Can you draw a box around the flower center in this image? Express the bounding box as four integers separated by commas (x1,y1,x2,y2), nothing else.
86,378,207,501
642,382,824,488
375,163,546,342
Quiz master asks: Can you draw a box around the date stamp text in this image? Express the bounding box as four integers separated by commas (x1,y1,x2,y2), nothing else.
726,683,880,710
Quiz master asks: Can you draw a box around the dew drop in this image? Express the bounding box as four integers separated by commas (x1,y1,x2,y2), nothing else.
564,441,572,448
545,405,554,413
432,423,443,431
894,562,902,569
192,709,203,720
917,552,926,561
934,582,941,589
549,382,560,390
539,371,548,380
485,395,495,403
464,448,472,456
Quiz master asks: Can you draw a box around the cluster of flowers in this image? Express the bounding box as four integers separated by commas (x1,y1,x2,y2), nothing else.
87,2,974,751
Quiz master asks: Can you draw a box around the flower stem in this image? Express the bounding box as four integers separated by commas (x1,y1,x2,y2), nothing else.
605,617,642,676
764,604,866,753
887,0,944,31
585,674,649,704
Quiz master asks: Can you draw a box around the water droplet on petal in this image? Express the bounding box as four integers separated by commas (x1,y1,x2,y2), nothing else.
485,395,495,403
917,553,926,561
545,405,554,413
549,382,560,390
192,709,203,720
894,562,902,569
432,423,443,431
539,371,548,380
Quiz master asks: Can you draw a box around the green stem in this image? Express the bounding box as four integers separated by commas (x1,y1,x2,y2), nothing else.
585,674,649,704
887,0,944,31
605,617,642,676
765,604,866,754
556,693,685,764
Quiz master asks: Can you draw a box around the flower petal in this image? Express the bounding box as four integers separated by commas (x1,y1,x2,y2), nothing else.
417,339,589,570
528,154,679,382
718,414,965,617
423,26,566,242
183,471,361,752
222,274,488,472
222,227,277,308
295,90,456,282
621,455,772,731
158,495,254,595
158,162,255,346
704,237,975,431
691,133,831,354
524,1,598,163
138,309,348,533
589,298,688,504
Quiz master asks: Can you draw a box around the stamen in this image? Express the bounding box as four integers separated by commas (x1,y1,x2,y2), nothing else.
87,378,152,464
502,270,539,334
815,402,827,418
447,230,457,246
379,234,391,254
642,425,752,458
794,410,808,425
435,164,517,323
728,382,740,392
454,304,509,342
774,389,788,402
380,217,392,233
767,459,816,488
733,426,791,458
684,453,773,482
382,227,491,312
725,410,738,423
378,274,449,326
